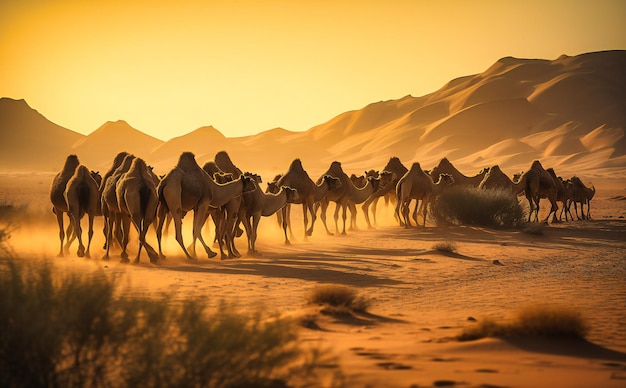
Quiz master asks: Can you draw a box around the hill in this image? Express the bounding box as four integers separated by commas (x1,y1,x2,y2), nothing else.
1,50,624,179
0,98,84,171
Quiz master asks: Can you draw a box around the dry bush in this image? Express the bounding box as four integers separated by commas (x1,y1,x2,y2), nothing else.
458,304,589,341
0,258,328,388
432,241,457,253
309,284,370,313
430,187,525,228
521,221,546,235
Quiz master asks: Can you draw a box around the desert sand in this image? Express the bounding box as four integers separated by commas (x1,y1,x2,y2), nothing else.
1,170,625,387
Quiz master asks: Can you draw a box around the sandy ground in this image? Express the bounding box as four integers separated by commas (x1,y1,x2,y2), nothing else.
1,172,626,387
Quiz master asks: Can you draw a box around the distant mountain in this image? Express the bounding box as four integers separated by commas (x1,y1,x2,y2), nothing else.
149,126,227,170
72,120,164,170
0,98,84,171
1,50,624,179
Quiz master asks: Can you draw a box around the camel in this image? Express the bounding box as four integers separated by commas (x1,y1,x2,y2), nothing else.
346,174,381,231
274,159,322,244
115,157,159,264
514,160,559,223
64,164,101,258
395,162,455,228
430,158,487,188
238,182,299,255
215,150,243,178
102,154,136,260
99,151,132,248
570,176,595,220
479,165,517,192
362,157,408,228
268,173,341,244
546,168,570,222
317,161,380,236
156,152,256,261
50,154,81,257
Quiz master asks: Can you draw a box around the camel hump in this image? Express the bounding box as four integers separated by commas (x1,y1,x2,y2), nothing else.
176,152,200,170
409,162,423,172
62,154,81,174
215,151,241,174
530,160,544,170
287,158,304,172
328,161,344,175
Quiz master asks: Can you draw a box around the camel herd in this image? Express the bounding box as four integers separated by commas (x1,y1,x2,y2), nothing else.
50,152,595,264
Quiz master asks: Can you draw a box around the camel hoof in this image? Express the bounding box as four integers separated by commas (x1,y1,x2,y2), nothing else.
186,257,198,263
206,250,217,259
133,258,140,264
57,252,64,258
326,232,334,236
284,240,291,246
101,256,109,261
120,258,130,264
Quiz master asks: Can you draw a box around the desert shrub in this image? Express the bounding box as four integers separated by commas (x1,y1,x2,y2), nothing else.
309,284,370,313
521,221,546,235
430,187,524,228
0,258,324,388
432,241,457,253
458,304,589,341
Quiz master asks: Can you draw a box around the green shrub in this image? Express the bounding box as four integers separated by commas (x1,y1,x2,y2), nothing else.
458,304,589,341
430,187,524,228
309,284,370,313
0,258,324,387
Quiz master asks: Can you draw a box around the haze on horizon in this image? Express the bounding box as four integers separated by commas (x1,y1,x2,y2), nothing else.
1,0,625,141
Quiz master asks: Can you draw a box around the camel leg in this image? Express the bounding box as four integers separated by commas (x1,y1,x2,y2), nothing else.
172,208,194,260
85,213,94,258
420,197,430,226
55,210,65,257
65,218,76,254
401,200,412,228
193,203,217,259
318,200,333,236
348,202,358,231
337,203,348,235
249,214,262,255
155,203,168,259
281,207,291,245
70,210,86,258
222,208,240,259
102,213,114,260
333,203,341,235
305,200,317,239
394,197,404,227
191,205,217,259
362,199,373,229
119,214,131,263
411,199,416,226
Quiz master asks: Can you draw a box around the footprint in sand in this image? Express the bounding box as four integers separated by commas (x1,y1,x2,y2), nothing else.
376,362,412,370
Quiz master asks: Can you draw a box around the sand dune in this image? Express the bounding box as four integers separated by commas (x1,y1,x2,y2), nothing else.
1,50,625,181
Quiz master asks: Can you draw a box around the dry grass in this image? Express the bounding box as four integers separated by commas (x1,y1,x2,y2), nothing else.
0,256,330,387
521,221,546,235
308,284,370,313
458,304,589,341
430,187,525,228
432,241,457,253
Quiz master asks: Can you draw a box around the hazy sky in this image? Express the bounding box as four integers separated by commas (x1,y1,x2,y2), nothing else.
1,0,625,140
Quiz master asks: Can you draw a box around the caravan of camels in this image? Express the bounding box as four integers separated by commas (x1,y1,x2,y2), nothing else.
50,150,595,264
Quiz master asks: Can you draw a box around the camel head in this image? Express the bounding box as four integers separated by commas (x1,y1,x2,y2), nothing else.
240,175,258,194
244,172,263,184
367,176,381,193
90,170,102,187
266,181,280,194
214,172,234,184
322,175,342,190
513,172,524,183
281,186,299,203
436,173,455,187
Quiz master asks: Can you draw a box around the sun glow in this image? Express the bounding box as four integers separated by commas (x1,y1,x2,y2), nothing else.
1,0,624,139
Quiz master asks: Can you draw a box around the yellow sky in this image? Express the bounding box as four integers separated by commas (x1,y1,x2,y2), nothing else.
1,0,625,140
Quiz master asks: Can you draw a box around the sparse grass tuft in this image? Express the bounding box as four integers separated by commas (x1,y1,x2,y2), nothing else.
432,241,457,253
0,258,328,387
521,222,546,235
458,304,589,341
309,284,370,313
430,187,525,228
